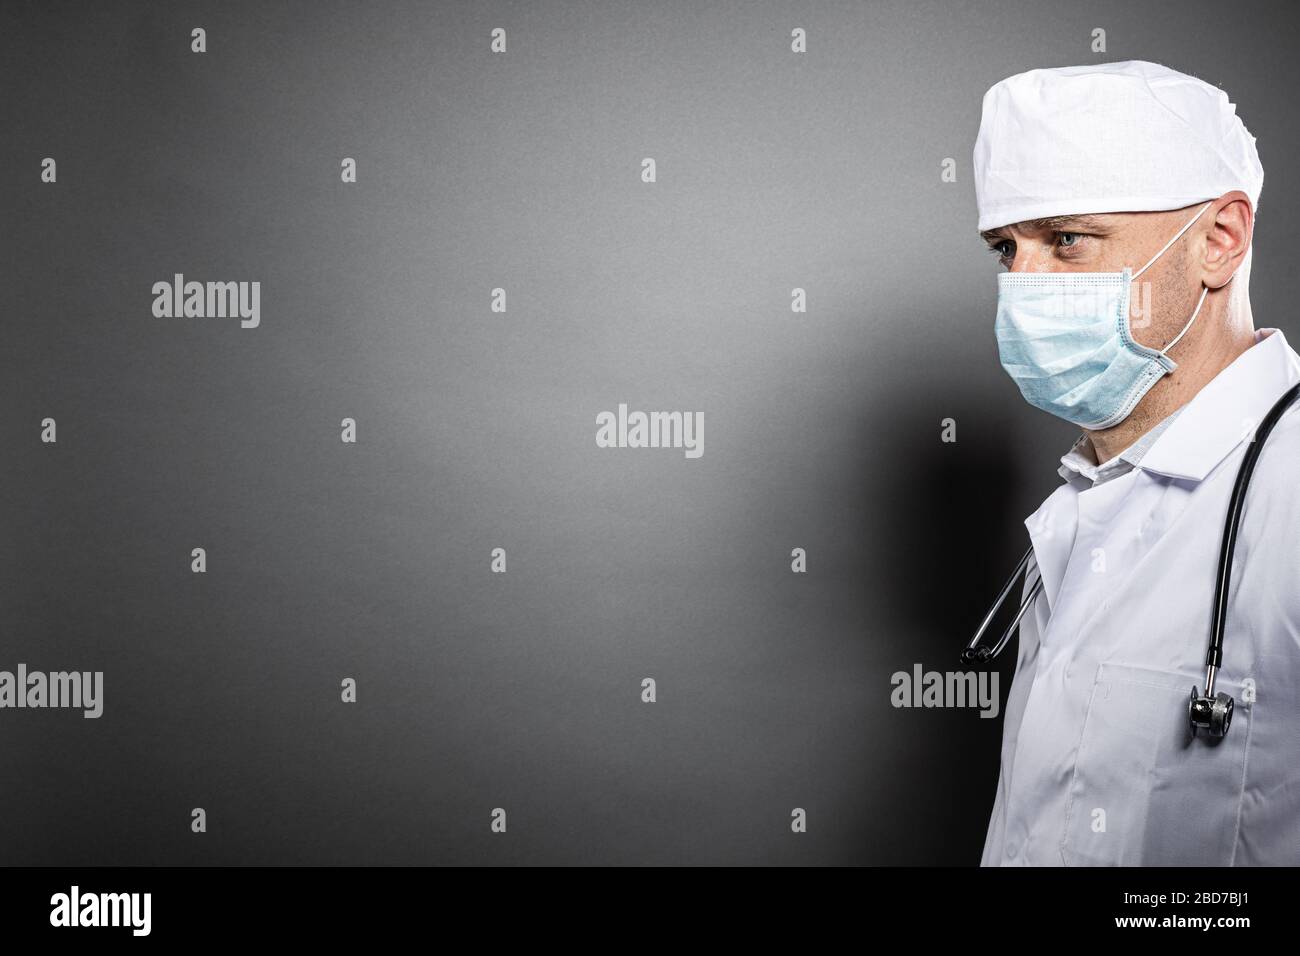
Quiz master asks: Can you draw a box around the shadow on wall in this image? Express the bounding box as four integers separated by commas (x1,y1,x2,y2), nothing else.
871,390,1036,652
862,383,1043,862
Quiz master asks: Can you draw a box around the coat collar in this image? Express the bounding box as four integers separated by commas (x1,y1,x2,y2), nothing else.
1058,407,1182,487
1134,328,1300,483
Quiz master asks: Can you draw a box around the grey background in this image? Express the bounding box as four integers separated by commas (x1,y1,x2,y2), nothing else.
2,0,1296,865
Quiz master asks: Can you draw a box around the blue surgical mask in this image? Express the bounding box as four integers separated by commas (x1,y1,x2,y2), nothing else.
994,201,1213,430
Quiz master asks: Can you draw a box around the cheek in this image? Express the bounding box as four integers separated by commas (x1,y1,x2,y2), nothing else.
1126,280,1160,340
1129,273,1196,346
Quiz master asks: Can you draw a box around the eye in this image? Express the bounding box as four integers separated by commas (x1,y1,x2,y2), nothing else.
987,239,1014,261
1057,232,1084,249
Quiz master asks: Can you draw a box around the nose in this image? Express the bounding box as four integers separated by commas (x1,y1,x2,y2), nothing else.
1009,241,1064,274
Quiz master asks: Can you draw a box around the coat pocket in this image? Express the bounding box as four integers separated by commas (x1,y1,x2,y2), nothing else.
1060,662,1251,866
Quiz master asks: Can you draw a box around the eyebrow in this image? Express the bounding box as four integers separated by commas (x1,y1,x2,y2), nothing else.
980,214,1111,243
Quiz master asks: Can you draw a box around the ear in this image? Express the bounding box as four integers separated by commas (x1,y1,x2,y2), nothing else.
1202,191,1253,289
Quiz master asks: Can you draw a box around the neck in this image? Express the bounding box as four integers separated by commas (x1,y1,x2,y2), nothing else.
1086,299,1257,464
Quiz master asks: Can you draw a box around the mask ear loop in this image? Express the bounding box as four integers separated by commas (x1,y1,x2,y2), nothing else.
1159,284,1210,357
1128,201,1215,361
1132,200,1215,280
1163,267,1240,357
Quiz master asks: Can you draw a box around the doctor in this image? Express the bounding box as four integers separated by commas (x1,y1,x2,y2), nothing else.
972,60,1300,866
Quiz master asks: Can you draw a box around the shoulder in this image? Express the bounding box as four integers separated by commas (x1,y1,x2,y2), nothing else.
1232,399,1300,597
1244,395,1300,490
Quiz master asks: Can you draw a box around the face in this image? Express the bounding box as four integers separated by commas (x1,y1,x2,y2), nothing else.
980,207,1204,348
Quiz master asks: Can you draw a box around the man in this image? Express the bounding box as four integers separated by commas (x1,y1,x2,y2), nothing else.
971,60,1300,865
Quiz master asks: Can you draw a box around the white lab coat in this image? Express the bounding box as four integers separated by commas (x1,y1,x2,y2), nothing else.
982,327,1300,866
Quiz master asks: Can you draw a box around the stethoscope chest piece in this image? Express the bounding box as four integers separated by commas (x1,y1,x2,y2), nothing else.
1189,687,1233,738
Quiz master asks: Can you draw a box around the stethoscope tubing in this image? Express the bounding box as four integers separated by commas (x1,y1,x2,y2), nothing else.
962,545,1044,664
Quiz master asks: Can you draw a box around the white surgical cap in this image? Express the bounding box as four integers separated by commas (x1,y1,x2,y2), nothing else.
973,60,1263,232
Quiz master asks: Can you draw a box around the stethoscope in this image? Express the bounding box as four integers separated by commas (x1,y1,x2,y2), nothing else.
962,380,1300,739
